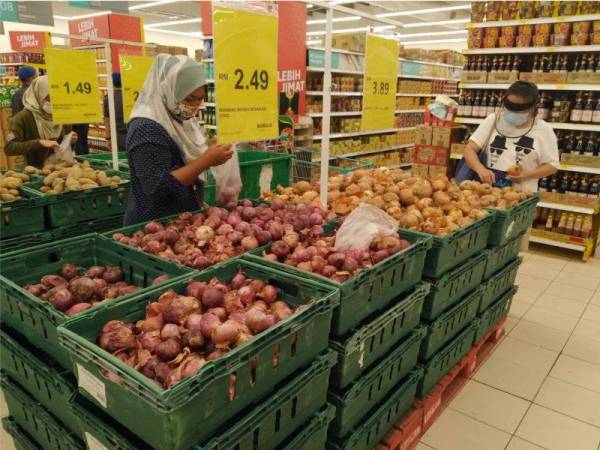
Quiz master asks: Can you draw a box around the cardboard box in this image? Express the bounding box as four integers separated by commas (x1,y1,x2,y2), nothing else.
428,165,449,177
539,72,568,83
487,71,518,83
567,72,600,84
411,163,430,176
460,71,488,83
413,144,449,167
451,143,467,156
431,126,465,149
561,153,600,168
0,108,11,133
519,72,540,82
331,33,365,53
415,125,433,145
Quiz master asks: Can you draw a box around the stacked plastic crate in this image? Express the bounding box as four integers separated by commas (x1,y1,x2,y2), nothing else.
0,234,340,449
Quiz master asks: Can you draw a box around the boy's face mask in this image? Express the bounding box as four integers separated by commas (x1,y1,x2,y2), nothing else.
501,96,534,127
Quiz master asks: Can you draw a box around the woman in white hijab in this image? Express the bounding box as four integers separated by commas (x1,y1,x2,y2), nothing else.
124,54,237,225
5,75,77,167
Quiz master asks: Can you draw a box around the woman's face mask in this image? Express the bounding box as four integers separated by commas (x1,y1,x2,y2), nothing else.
502,109,530,127
172,102,198,121
42,101,52,115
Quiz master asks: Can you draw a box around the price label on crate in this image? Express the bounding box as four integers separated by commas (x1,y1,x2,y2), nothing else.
45,48,102,124
213,6,278,143
119,54,154,122
361,34,399,131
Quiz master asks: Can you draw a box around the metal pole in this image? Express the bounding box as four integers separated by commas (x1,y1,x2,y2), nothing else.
319,7,333,208
104,43,119,171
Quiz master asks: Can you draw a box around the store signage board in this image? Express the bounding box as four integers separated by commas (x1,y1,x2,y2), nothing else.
361,34,399,131
9,31,50,51
69,1,129,13
68,15,110,46
120,54,153,122
213,6,278,143
45,48,102,124
0,1,54,26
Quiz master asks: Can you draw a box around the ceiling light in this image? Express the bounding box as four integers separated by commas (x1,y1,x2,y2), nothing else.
53,10,111,20
398,29,467,39
404,18,470,28
307,16,360,25
307,3,313,7
144,28,203,38
306,39,323,45
129,0,179,11
400,37,467,45
377,5,470,18
145,18,202,28
307,25,396,36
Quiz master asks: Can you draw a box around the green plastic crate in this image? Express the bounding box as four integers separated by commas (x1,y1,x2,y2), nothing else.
195,351,336,450
420,287,482,360
327,368,423,450
0,192,46,239
52,214,125,241
0,229,54,253
483,231,524,280
401,214,494,279
76,152,127,170
281,405,335,450
422,253,487,321
329,283,428,390
22,175,129,228
238,150,292,199
57,259,339,450
246,229,432,337
0,326,79,436
0,373,84,450
418,320,479,397
487,194,538,246
476,287,517,343
328,326,426,439
0,234,193,369
479,256,522,313
1,417,39,450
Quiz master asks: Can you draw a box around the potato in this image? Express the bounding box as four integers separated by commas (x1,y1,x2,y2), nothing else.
44,172,60,186
12,172,30,182
24,165,39,174
0,193,17,202
80,182,99,189
8,189,19,196
1,177,22,189
65,178,81,191
40,186,51,193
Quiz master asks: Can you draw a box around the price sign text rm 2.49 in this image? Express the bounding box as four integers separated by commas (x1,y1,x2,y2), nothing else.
232,69,269,90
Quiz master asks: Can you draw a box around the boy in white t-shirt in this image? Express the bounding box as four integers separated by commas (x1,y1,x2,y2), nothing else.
463,81,560,192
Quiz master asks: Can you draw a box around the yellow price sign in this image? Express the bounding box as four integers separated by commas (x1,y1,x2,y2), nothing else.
45,48,102,124
120,54,154,122
361,34,399,131
213,7,278,143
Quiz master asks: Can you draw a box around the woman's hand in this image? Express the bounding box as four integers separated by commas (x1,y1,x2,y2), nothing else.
39,139,60,151
202,142,233,167
71,132,78,144
476,167,496,184
507,171,531,183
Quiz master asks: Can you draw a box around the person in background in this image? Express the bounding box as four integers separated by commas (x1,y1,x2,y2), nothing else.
72,123,89,155
124,54,235,225
11,65,37,115
5,75,77,167
104,72,128,152
462,80,559,192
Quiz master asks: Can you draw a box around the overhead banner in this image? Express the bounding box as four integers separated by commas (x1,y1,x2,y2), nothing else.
68,14,110,46
45,48,102,125
9,31,50,51
68,1,129,12
0,1,54,26
361,34,399,131
120,54,153,122
213,6,278,144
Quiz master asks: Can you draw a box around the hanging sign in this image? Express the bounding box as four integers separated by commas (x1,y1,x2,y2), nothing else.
0,1,54,26
119,54,153,122
213,7,278,143
69,1,129,12
361,34,399,131
9,31,50,51
45,48,102,125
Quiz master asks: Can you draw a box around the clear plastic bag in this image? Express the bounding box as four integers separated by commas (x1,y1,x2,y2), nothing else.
334,203,398,251
210,146,242,208
46,132,75,165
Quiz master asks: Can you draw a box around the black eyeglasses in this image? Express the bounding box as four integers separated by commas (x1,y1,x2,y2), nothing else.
490,147,505,155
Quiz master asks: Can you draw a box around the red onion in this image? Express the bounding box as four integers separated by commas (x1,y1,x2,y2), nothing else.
185,313,203,331
99,321,136,353
311,256,327,273
235,221,251,234
217,223,234,236
230,272,246,289
282,232,299,249
241,236,259,250
266,221,284,240
229,310,246,325
249,279,265,293
194,226,214,241
103,267,124,283
271,241,290,258
309,213,323,226
144,221,164,234
152,274,170,286
226,213,242,227
292,248,311,263
342,257,359,273
327,253,346,269
140,355,160,379
183,329,205,350
322,265,337,277
241,207,256,221
298,261,313,271
236,333,253,347
371,249,390,264
211,320,240,347
154,362,171,383
60,264,80,280
146,302,165,317
271,301,293,321
25,284,46,297
224,291,244,313
309,225,324,237
202,287,224,308
245,308,271,333
163,296,201,324
163,229,179,246
200,313,221,338
207,349,226,361
160,323,181,340
179,212,193,221
206,307,227,321
260,285,277,304
264,253,278,262
271,198,285,210
192,256,211,270
255,230,272,245
69,277,97,302
156,338,182,362
180,355,206,378
49,288,74,312
140,330,162,352
237,286,255,305
41,275,67,289
137,314,163,332
253,300,268,311
227,231,244,245
66,302,92,316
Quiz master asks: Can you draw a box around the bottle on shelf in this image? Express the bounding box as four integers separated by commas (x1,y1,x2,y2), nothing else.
579,175,590,196
570,93,583,123
582,216,593,239
463,94,473,117
575,133,586,155
556,212,568,235
581,93,594,123
573,214,584,237
545,210,555,232
564,213,575,235
568,175,580,195
589,177,600,197
593,97,600,124
538,176,549,192
584,134,595,156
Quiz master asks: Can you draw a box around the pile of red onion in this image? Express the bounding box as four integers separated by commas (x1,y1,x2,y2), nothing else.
112,200,336,270
23,264,166,316
97,271,295,389
263,231,410,283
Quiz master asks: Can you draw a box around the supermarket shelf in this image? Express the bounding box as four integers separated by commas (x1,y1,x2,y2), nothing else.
399,58,463,69
205,124,217,130
537,201,596,214
455,117,600,131
204,102,216,107
206,78,215,83
96,59,107,63
460,82,600,92
464,45,600,55
559,164,600,175
529,235,586,251
307,66,363,75
307,109,423,117
396,109,424,114
203,58,214,63
314,127,416,140
308,46,363,56
386,162,413,169
469,13,600,28
450,153,462,160
315,144,413,160
397,92,458,97
399,74,460,82
306,91,363,96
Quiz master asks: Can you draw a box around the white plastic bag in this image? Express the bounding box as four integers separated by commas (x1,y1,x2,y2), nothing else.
334,203,398,252
210,145,242,208
46,132,75,165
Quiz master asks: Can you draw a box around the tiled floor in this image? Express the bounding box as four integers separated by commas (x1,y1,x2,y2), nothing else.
419,245,600,450
1,245,599,450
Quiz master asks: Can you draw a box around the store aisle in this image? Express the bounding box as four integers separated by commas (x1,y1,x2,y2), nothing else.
419,246,600,450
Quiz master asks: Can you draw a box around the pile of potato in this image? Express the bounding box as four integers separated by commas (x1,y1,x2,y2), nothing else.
27,161,123,195
262,168,533,237
0,170,33,202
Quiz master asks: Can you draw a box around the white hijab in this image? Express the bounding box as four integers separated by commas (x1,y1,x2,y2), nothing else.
22,75,63,140
129,54,208,165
